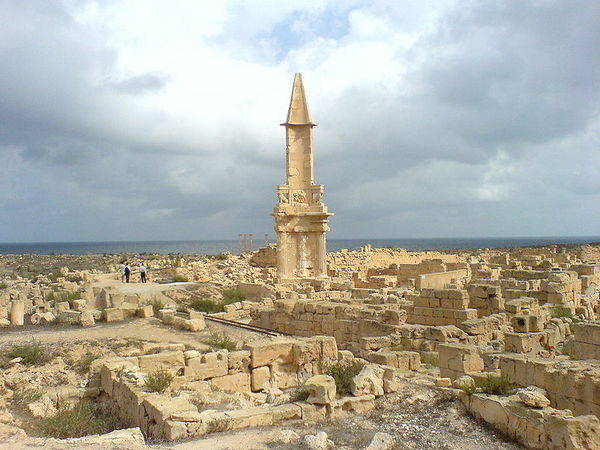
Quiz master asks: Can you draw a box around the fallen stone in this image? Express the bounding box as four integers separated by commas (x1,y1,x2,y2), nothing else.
303,431,334,450
305,375,336,405
366,432,395,450
518,386,551,408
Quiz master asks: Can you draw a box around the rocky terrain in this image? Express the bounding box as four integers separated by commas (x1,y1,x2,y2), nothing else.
0,243,599,448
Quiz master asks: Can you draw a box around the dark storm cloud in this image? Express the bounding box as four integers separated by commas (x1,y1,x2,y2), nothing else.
0,0,598,242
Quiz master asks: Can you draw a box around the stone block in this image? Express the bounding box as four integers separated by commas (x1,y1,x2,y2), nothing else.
246,339,294,368
305,375,336,404
137,305,154,318
211,373,250,393
251,366,270,392
104,308,124,322
351,364,385,397
139,351,185,374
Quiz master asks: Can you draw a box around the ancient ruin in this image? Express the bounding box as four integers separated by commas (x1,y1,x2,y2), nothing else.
273,73,332,281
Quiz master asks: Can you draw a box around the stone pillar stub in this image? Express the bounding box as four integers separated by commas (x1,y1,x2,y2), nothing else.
10,299,24,326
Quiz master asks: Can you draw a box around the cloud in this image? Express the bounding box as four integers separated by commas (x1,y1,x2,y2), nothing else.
0,0,598,243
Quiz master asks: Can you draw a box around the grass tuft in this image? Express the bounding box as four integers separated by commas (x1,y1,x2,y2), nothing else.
204,332,237,351
150,299,165,316
222,288,246,304
0,282,8,289
77,351,101,373
13,388,44,405
289,386,310,402
145,369,173,393
39,400,123,439
190,298,224,313
325,360,365,396
10,341,49,365
461,375,516,396
173,274,189,282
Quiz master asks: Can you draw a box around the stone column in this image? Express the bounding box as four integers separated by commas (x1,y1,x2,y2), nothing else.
314,232,327,278
10,299,24,326
277,232,291,279
297,233,309,277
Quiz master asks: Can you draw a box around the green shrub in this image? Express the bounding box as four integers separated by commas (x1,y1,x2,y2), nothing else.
77,351,101,373
150,299,165,315
213,253,228,261
550,307,580,322
173,274,189,282
204,332,237,351
145,369,173,393
190,298,224,313
66,274,84,283
222,287,246,305
0,282,8,289
473,375,516,396
39,400,121,439
46,291,80,305
13,388,44,405
325,361,365,396
10,341,49,365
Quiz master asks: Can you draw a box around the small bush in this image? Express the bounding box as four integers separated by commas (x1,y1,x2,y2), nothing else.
66,274,84,283
289,387,310,402
150,299,165,315
550,307,580,322
10,341,49,365
176,305,189,314
39,400,120,439
0,282,8,289
145,369,173,393
222,287,246,305
213,253,228,261
207,418,230,433
204,332,237,351
190,298,224,313
325,361,365,396
173,274,189,282
13,388,44,405
77,351,101,373
474,375,516,396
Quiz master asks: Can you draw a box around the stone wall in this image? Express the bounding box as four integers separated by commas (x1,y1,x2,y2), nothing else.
415,269,470,290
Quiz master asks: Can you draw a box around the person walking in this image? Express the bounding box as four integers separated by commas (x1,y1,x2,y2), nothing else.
139,263,147,283
120,262,126,282
124,263,131,283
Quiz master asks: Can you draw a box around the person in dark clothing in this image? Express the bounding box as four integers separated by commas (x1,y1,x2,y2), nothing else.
124,263,131,283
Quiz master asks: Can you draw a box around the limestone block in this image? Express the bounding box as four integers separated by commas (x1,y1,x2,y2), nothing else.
185,318,205,332
185,352,228,380
137,305,154,318
139,351,185,374
351,364,385,397
366,432,395,450
211,373,250,393
271,403,302,422
224,406,273,429
79,311,95,327
270,363,298,389
545,414,600,449
72,299,86,311
518,387,551,408
55,301,70,314
104,308,124,322
251,366,270,392
40,311,56,324
228,350,251,374
303,431,334,450
246,339,294,368
304,375,336,405
58,310,81,325
164,420,188,441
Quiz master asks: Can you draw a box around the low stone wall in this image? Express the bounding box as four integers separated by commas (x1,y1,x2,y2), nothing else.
406,288,478,327
415,269,470,290
462,392,600,449
568,322,600,360
498,354,600,418
250,299,406,349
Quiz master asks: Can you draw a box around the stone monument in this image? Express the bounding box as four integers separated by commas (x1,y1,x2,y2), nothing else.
273,73,333,280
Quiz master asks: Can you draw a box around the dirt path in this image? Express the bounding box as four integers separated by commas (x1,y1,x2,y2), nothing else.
0,318,272,350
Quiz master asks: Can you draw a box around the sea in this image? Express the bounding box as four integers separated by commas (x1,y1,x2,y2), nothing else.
0,237,598,255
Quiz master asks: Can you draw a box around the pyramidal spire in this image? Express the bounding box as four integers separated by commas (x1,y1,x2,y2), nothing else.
283,73,315,126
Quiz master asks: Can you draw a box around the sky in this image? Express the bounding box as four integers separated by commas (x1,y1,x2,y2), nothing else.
0,0,599,243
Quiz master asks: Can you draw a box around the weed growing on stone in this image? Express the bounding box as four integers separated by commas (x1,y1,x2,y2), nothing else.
77,351,101,373
10,341,49,365
289,386,310,402
550,307,580,322
145,369,173,393
325,360,365,396
207,417,230,433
